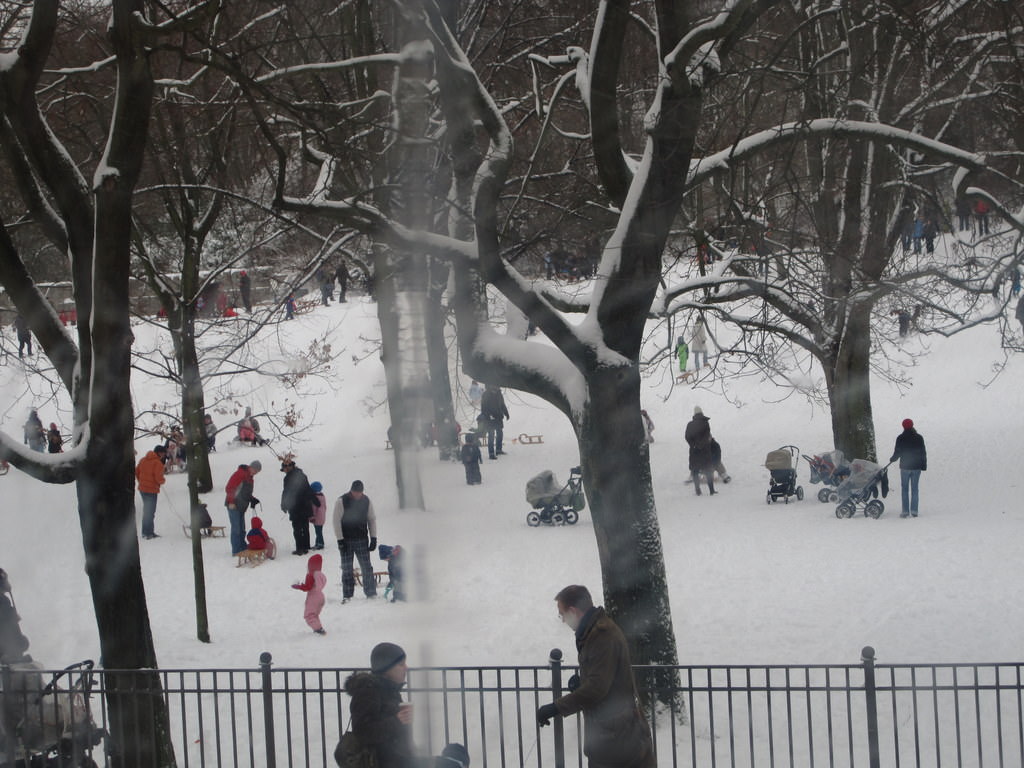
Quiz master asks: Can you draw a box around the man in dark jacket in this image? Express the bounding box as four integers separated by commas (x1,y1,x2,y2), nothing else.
337,642,414,768
239,270,252,312
280,458,316,555
684,406,717,496
335,259,349,303
479,385,510,460
537,585,655,768
0,568,31,665
332,480,378,601
890,418,927,518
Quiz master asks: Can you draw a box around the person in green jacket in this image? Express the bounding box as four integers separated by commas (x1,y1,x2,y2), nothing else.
675,336,689,373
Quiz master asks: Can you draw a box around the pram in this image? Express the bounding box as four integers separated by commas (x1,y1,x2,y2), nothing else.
0,659,106,768
525,466,584,526
802,449,851,503
834,459,891,519
764,446,804,504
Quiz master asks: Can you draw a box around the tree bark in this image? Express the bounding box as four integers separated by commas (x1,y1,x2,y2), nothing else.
579,366,678,696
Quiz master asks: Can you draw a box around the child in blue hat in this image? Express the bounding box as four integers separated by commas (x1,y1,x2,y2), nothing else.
310,481,327,550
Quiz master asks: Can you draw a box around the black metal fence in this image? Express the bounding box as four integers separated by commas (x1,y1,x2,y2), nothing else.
3,647,1023,767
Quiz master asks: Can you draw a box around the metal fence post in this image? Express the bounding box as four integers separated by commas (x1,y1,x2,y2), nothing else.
862,646,880,768
1,664,15,767
549,648,564,768
260,651,276,768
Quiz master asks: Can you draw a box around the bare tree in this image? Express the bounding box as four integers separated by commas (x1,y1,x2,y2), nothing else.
0,0,200,763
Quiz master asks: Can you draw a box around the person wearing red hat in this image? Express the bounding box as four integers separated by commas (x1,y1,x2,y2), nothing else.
890,418,927,518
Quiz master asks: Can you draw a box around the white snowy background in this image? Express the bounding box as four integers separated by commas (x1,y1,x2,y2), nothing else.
2,269,1023,682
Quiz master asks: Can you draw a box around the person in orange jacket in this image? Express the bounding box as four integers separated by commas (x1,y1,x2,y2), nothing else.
135,445,167,539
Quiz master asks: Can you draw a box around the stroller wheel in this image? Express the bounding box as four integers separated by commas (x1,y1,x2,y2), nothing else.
766,492,773,504
527,511,541,527
828,491,839,503
796,486,804,501
836,501,855,518
550,510,565,525
564,509,579,525
818,488,831,503
865,500,884,519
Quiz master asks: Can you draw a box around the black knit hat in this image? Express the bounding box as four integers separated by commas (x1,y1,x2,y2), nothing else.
370,642,406,674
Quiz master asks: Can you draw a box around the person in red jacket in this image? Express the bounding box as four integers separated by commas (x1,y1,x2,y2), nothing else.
135,445,167,539
245,516,276,559
225,461,262,555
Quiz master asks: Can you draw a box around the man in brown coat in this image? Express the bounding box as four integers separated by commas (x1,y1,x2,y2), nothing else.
537,585,655,768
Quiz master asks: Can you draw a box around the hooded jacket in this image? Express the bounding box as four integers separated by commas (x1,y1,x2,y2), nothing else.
293,553,325,592
554,607,654,766
136,451,166,494
246,517,271,551
343,671,414,768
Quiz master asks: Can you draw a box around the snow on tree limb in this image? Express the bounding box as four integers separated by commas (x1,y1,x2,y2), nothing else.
687,118,990,191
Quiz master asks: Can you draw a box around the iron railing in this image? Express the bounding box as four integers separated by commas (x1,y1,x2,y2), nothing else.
3,647,1023,767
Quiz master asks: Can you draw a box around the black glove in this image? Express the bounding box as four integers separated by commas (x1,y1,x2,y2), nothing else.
338,539,348,553
250,497,260,509
369,537,377,552
537,703,559,727
567,673,580,692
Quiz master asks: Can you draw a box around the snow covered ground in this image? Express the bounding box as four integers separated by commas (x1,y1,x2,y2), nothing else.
2,287,1023,679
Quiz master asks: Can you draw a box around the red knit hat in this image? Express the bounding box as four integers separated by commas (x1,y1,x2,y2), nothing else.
902,418,914,429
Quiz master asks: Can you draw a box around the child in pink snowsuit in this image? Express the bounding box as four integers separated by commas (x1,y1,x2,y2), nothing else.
291,553,327,634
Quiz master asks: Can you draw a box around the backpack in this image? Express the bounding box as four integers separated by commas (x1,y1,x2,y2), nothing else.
334,732,379,768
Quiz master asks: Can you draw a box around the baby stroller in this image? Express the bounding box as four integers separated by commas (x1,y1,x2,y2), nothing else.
525,467,584,526
834,459,891,519
802,449,851,503
764,446,804,504
0,659,106,768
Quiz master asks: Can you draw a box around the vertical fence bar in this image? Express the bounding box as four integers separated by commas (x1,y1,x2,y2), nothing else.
260,652,276,768
1,664,14,767
862,647,880,768
549,648,564,768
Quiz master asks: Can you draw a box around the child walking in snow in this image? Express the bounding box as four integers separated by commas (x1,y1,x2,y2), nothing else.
310,481,327,550
291,553,326,635
461,433,482,485
377,544,406,602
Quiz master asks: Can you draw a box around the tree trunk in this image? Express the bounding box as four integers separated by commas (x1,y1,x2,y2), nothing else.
87,182,177,765
579,366,679,705
426,259,457,458
181,328,213,495
180,316,211,643
375,244,427,510
825,304,877,461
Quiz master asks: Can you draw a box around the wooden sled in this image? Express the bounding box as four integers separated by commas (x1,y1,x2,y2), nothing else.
675,371,697,384
182,524,226,539
354,570,389,586
514,433,544,445
237,548,268,567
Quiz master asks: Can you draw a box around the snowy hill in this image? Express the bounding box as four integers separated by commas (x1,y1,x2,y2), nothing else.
1,290,1023,674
